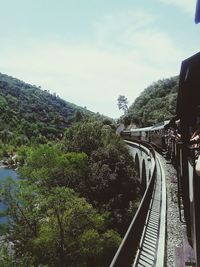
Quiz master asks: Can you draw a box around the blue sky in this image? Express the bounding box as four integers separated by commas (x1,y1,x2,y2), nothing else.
0,0,199,118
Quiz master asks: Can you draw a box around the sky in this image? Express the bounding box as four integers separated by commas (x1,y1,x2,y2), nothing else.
0,0,200,118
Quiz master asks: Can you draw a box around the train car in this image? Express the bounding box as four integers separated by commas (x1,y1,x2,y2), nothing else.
150,120,169,149
120,126,152,142
174,51,200,265
130,126,152,142
120,122,169,150
120,129,131,140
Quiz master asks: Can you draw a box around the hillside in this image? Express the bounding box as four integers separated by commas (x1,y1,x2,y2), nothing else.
127,76,179,127
0,76,139,266
0,73,92,145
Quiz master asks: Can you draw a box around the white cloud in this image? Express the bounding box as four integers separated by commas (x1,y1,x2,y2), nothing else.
158,0,196,14
94,10,157,49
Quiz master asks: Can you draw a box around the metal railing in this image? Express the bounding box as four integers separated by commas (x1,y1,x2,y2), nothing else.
109,141,157,267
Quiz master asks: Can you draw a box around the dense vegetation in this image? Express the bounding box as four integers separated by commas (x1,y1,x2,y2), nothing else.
124,76,179,127
0,73,92,146
0,74,140,266
62,121,140,233
0,120,140,266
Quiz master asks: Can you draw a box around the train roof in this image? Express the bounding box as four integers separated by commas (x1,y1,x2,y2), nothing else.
130,126,152,132
129,121,170,132
150,120,170,131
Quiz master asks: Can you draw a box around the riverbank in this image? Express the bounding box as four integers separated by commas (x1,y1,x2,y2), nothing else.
0,161,16,169
0,154,18,169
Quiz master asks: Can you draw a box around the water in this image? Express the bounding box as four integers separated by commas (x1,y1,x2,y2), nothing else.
0,167,18,180
0,167,18,223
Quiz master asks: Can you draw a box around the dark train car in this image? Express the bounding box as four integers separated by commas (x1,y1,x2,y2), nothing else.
130,126,152,142
120,129,131,140
120,123,169,149
175,52,200,265
150,120,169,149
120,126,151,142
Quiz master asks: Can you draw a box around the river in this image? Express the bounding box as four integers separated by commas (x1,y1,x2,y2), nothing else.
0,167,18,223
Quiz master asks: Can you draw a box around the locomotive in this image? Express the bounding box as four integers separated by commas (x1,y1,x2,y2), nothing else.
120,51,200,265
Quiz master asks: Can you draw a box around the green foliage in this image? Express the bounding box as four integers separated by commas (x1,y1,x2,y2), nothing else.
0,178,121,267
127,76,179,126
19,145,89,189
117,95,128,114
0,72,117,169
0,73,93,145
0,72,140,265
62,121,140,233
63,120,103,156
88,143,138,232
0,95,7,110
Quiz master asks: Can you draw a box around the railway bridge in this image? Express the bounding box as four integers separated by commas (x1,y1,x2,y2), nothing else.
110,140,167,267
126,141,155,194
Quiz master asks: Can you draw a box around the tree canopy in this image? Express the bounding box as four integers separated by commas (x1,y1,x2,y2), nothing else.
123,76,179,127
0,119,140,266
0,72,93,145
62,120,140,233
117,95,128,114
0,178,121,267
0,72,141,266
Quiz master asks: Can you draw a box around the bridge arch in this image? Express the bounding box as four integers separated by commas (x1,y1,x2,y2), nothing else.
141,160,147,194
134,153,140,178
149,170,151,181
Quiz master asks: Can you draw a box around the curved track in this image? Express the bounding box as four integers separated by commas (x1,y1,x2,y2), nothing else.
133,153,166,267
110,142,167,267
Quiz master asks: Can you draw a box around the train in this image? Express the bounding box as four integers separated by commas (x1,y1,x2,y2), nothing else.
121,121,169,150
120,51,200,266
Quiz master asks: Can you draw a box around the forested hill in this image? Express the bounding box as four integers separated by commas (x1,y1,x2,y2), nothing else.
0,73,92,144
127,76,179,127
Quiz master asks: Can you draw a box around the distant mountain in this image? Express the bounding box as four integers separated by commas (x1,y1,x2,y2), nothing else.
0,73,92,145
126,76,179,127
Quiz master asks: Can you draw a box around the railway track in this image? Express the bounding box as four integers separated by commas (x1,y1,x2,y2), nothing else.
110,142,167,267
133,153,166,267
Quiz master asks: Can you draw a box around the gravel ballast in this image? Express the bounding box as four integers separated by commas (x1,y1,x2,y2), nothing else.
158,154,186,267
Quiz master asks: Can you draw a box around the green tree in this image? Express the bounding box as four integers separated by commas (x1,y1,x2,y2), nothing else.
88,143,139,233
19,144,89,189
62,121,140,233
63,121,103,156
117,95,128,114
128,76,178,126
0,179,121,267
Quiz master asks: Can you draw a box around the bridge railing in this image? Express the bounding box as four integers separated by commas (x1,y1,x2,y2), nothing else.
109,141,156,267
